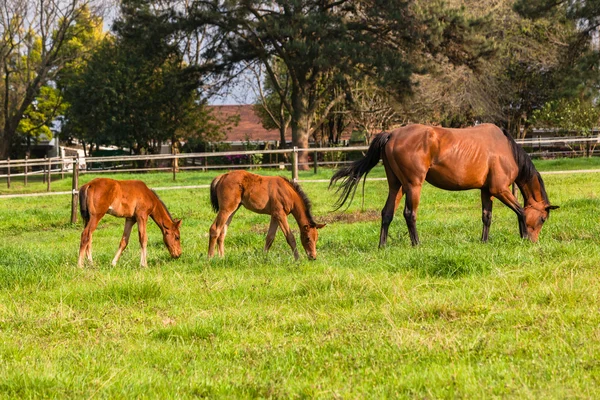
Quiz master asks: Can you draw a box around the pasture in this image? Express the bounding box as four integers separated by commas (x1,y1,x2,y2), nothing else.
0,159,600,398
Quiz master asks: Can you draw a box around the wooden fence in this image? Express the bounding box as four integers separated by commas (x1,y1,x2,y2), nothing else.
0,135,599,223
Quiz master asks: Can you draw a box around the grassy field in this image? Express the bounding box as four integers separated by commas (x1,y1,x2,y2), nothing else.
0,159,600,398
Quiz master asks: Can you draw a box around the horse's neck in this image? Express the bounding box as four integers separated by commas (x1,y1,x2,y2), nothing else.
150,199,172,231
517,174,545,207
290,193,311,228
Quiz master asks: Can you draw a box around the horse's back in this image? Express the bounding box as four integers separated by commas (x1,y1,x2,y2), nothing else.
82,178,154,217
385,124,516,190
215,171,292,214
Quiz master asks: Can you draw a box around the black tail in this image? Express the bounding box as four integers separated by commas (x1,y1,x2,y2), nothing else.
329,132,391,209
79,185,90,225
210,176,220,212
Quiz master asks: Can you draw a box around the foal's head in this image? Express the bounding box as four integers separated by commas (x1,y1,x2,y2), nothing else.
300,223,326,260
162,219,182,258
524,204,559,242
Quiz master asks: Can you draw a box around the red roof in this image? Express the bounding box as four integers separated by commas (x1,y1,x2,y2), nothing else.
209,105,286,142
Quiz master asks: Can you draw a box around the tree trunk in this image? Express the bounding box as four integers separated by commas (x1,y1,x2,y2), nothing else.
291,87,311,170
0,134,11,159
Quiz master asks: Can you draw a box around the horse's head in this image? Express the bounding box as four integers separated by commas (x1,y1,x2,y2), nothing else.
524,204,559,242
300,223,326,260
162,219,182,258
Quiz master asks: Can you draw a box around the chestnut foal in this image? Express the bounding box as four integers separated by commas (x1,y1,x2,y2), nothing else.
208,171,325,260
78,178,182,267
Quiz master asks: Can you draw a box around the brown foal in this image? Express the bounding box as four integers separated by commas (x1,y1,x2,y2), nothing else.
78,178,182,267
331,123,559,245
208,171,325,260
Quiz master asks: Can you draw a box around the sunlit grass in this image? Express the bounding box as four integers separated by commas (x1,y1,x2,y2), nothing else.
0,161,599,397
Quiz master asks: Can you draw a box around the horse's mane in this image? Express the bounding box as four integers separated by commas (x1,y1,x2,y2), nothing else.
281,177,317,226
151,189,174,222
502,129,549,204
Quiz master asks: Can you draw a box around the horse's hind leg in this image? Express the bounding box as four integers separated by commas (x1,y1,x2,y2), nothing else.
380,161,403,248
112,218,136,266
403,185,423,246
217,208,238,257
78,215,102,267
209,209,234,258
481,189,493,242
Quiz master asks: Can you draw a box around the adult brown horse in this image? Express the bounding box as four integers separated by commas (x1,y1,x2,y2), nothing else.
330,123,558,246
78,178,182,267
209,171,325,260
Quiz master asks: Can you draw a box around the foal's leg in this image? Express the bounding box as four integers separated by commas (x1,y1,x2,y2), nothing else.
480,189,493,243
264,216,279,253
379,168,403,248
275,213,299,260
112,218,136,266
491,189,527,239
78,215,103,268
137,216,149,267
217,209,238,257
403,185,423,246
209,209,235,258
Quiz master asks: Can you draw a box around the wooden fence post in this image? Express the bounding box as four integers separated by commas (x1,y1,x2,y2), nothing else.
24,156,28,186
43,156,47,184
292,147,299,182
71,156,79,224
6,158,10,189
172,155,177,181
313,149,318,174
47,156,51,192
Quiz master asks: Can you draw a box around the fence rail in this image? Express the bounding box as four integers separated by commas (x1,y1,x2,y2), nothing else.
1,134,599,210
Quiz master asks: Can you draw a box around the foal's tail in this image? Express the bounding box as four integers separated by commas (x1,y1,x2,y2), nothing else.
79,185,90,225
329,131,391,210
210,175,223,213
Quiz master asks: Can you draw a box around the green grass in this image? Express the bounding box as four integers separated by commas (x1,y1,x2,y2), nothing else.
0,161,599,397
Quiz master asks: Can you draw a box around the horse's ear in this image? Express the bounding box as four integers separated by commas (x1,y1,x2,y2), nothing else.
315,223,326,229
175,219,182,228
303,224,310,232
546,205,560,211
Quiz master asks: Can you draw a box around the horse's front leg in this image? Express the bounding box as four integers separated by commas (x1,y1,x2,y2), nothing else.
112,218,136,266
276,213,299,260
491,189,528,239
480,189,493,242
137,215,149,267
264,216,278,253
403,184,422,246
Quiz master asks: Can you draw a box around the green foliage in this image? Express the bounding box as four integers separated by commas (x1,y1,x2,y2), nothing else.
0,2,104,158
62,1,225,154
16,86,67,141
532,99,600,137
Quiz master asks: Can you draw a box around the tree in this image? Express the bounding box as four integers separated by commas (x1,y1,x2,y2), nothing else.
386,0,580,137
176,0,486,168
17,86,67,155
247,60,292,149
62,0,225,155
532,98,600,156
347,77,401,144
514,0,600,112
0,0,105,159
